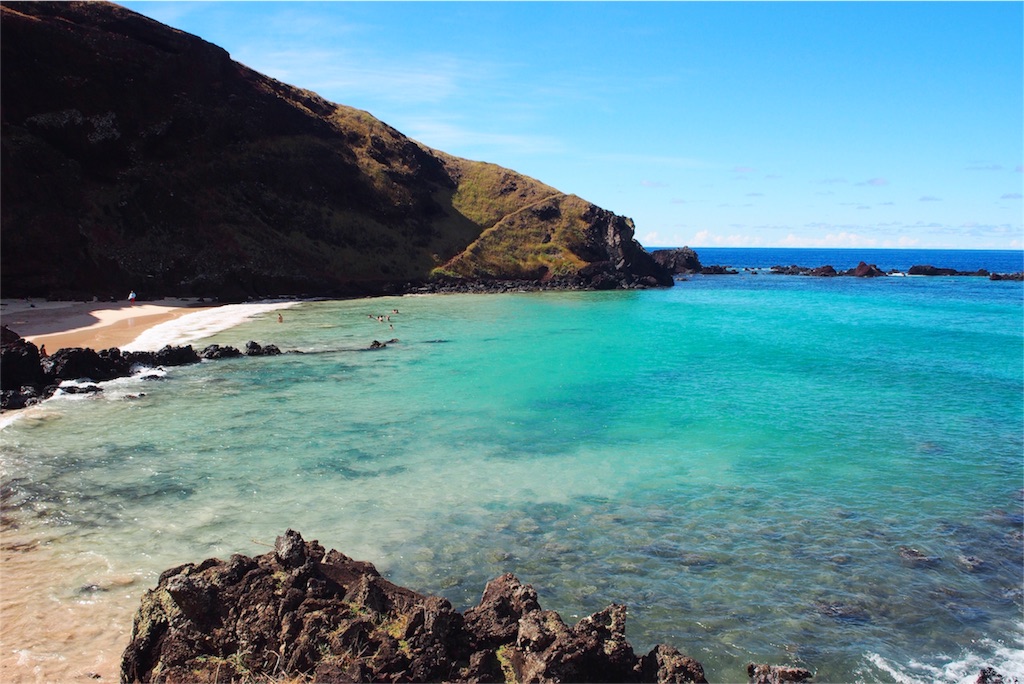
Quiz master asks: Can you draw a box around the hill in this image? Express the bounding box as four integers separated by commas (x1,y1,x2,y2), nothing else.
0,1,671,300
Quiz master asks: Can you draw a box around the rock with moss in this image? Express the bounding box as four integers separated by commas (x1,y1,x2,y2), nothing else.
121,529,708,683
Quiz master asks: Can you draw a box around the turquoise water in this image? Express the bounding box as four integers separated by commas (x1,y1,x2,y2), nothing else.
2,275,1022,681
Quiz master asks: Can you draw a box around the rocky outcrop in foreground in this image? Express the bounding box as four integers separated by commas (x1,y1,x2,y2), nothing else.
122,530,713,683
0,326,281,410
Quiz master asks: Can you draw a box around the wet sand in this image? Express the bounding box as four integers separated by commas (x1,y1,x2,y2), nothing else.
0,521,138,683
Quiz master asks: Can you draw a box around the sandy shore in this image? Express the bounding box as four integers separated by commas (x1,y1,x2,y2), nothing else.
0,298,214,352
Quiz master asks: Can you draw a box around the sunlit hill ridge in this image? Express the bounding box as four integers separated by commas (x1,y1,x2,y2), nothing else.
0,1,670,301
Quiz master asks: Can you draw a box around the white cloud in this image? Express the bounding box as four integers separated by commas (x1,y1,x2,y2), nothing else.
782,232,879,248
690,230,765,247
239,48,468,106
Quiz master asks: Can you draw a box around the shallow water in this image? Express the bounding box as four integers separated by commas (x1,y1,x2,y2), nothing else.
2,274,1022,682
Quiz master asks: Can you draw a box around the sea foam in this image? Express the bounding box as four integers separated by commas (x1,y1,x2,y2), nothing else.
120,301,297,352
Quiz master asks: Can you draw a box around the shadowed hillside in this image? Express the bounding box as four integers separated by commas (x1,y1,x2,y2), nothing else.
1,1,670,300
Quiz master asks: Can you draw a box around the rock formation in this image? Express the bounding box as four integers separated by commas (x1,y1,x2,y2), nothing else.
0,325,284,410
0,1,670,300
121,529,709,683
651,247,703,275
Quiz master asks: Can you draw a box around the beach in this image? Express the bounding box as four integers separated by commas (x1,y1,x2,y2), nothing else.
0,298,215,352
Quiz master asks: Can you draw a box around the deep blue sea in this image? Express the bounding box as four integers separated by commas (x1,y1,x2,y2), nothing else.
1,248,1022,682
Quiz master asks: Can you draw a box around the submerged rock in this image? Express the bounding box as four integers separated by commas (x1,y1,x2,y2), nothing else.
898,546,942,567
121,529,711,683
747,663,814,683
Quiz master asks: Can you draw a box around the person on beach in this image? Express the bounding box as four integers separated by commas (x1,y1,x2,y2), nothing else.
128,290,136,304
278,313,283,323
39,344,47,357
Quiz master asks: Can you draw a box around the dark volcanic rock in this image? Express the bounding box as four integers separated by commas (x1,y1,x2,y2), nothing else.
44,346,130,382
0,335,47,390
909,264,959,276
747,662,814,683
198,343,242,359
652,247,702,274
121,530,710,683
851,261,886,277
244,340,282,356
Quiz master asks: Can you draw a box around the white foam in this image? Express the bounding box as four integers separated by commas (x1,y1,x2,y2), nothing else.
121,301,298,352
864,629,1024,683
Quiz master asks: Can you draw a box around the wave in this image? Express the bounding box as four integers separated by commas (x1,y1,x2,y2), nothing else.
120,301,298,352
863,629,1024,683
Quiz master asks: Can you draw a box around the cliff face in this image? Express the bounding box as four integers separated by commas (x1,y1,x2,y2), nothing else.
1,1,670,300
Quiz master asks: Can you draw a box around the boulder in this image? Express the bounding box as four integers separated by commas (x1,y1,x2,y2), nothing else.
121,530,710,683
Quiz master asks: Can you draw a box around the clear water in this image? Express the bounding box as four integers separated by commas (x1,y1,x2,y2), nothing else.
2,273,1022,682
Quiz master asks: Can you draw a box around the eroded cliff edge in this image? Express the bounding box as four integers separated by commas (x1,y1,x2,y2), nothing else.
1,1,671,301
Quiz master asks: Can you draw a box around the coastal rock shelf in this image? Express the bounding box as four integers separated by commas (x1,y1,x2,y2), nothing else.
0,326,283,411
124,530,787,683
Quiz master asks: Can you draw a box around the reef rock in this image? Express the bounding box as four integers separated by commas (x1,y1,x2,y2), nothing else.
121,529,709,683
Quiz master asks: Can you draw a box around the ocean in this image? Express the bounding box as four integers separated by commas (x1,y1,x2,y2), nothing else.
1,248,1022,682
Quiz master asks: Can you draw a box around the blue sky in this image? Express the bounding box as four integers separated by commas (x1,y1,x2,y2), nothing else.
119,1,1023,250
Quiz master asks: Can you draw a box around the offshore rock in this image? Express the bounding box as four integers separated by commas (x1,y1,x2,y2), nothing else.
121,530,709,683
909,264,959,276
851,261,886,277
651,247,702,274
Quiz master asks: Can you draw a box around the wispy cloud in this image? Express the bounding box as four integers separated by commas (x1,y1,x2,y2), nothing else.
591,153,711,169
857,178,889,187
919,195,942,202
241,48,470,105
1001,193,1022,200
732,166,755,174
966,162,1004,171
401,119,564,156
690,229,765,247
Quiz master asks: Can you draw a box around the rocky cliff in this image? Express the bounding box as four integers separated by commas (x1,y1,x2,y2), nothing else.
0,1,671,301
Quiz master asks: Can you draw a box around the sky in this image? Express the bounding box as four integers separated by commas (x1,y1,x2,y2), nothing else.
118,1,1023,250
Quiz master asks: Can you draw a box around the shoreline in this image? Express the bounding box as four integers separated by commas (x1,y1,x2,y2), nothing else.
0,298,215,352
